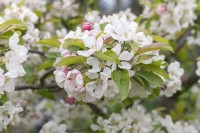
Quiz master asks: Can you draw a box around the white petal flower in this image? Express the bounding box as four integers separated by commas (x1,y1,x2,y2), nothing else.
64,69,84,96
77,36,103,57
39,121,67,133
104,80,119,98
86,57,101,72
0,102,23,130
86,72,108,99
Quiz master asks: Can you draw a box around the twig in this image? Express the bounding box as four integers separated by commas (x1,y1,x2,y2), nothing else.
167,28,192,62
174,28,192,54
87,103,106,117
182,45,200,88
39,68,55,85
28,50,45,56
15,84,60,92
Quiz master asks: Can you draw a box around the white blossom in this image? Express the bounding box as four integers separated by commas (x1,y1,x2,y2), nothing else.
0,102,23,131
161,61,184,97
39,121,67,133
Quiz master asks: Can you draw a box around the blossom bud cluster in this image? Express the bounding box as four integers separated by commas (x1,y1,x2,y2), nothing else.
54,14,170,103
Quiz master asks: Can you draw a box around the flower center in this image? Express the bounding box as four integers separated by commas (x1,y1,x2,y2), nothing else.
95,78,102,85
99,62,105,69
2,110,8,117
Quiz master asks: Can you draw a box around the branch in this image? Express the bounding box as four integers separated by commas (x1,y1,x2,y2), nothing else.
182,45,200,88
28,50,45,56
39,68,55,85
174,28,192,54
87,103,106,117
167,28,192,62
15,84,61,92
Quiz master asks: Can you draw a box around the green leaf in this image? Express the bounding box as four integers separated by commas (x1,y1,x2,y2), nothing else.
137,71,164,87
0,94,8,103
37,59,54,72
94,50,121,65
100,22,108,30
138,64,170,79
63,38,85,51
37,38,61,47
0,19,27,35
18,0,25,6
136,55,155,64
151,35,170,45
129,41,139,53
37,90,55,100
55,56,86,67
133,75,145,87
111,70,130,100
135,43,173,56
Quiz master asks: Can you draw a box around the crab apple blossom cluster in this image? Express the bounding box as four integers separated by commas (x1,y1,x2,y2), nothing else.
84,8,136,24
141,0,197,36
54,13,172,103
91,102,198,133
0,102,23,131
161,61,184,97
4,3,38,28
0,33,28,96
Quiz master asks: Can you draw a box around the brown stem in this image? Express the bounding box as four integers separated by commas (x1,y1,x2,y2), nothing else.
87,103,106,117
15,84,61,92
28,50,45,56
39,68,55,85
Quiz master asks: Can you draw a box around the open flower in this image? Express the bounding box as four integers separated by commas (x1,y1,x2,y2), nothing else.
86,72,108,99
104,16,138,42
54,67,70,88
0,68,15,96
112,43,134,70
86,57,115,78
4,33,28,78
77,36,103,57
64,69,84,96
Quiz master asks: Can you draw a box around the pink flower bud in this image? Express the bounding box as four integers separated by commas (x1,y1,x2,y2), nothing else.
156,5,167,16
60,67,70,74
82,22,92,31
61,50,76,58
66,96,75,105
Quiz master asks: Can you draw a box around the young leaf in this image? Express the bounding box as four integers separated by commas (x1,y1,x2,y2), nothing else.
138,64,170,79
137,71,164,87
63,38,85,51
94,50,121,65
135,43,173,56
151,35,170,45
129,41,139,53
136,55,155,64
0,19,27,34
37,38,61,47
0,94,8,103
111,70,130,100
55,56,86,67
100,22,109,30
